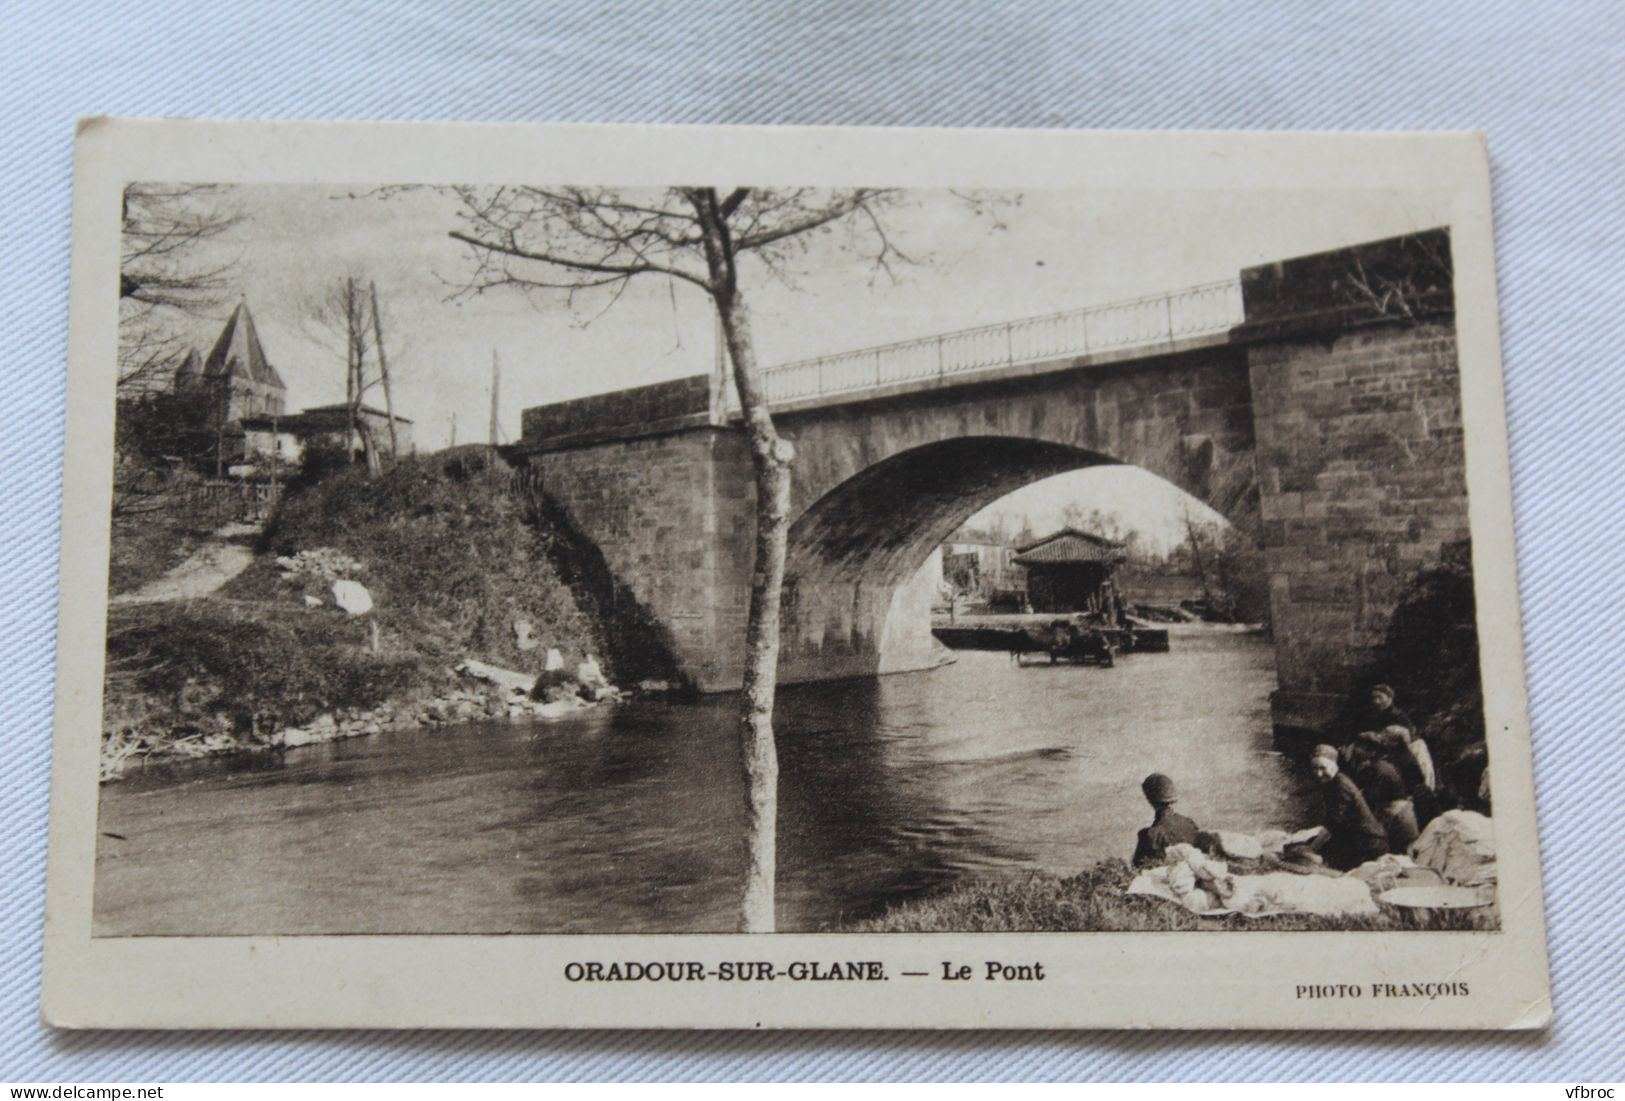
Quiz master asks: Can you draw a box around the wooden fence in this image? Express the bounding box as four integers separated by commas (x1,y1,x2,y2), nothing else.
190,479,285,523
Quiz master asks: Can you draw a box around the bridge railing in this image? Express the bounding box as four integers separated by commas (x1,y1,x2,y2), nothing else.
724,278,1244,411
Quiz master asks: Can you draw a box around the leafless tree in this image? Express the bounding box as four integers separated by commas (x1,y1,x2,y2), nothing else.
1180,501,1217,606
447,185,914,931
1341,233,1454,322
118,184,242,394
308,275,407,472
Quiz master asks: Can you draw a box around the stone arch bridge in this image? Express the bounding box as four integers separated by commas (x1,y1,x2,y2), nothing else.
512,230,1469,733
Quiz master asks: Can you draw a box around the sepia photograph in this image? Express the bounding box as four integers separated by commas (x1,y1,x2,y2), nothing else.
42,121,1548,1029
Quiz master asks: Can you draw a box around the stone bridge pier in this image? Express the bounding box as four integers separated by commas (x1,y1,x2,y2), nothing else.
514,229,1469,735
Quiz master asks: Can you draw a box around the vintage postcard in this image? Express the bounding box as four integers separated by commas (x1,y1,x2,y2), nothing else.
42,119,1550,1029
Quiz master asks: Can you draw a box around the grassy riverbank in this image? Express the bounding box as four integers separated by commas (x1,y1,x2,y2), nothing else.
102,448,663,776
844,860,1496,932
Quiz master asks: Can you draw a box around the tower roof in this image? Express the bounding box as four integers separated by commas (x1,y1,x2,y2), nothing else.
171,347,203,384
201,301,285,391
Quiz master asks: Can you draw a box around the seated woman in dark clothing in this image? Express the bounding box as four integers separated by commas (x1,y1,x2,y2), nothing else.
1350,683,1416,739
1345,738,1420,853
1131,773,1200,868
1355,722,1440,830
1290,745,1390,871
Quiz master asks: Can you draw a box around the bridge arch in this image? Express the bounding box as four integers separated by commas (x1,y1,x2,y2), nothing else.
777,434,1246,683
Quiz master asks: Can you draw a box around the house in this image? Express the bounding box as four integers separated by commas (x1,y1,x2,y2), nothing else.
175,300,287,422
1011,528,1128,614
940,531,1022,598
239,403,414,467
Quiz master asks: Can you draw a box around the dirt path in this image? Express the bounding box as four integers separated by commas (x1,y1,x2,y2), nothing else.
110,522,261,605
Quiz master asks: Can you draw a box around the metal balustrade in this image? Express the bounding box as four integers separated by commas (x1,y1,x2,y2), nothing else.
723,278,1244,411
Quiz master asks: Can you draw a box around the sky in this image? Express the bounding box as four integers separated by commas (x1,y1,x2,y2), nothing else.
143,182,1454,547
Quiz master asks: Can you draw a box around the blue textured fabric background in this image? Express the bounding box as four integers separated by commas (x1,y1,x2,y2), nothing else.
4,0,1622,1081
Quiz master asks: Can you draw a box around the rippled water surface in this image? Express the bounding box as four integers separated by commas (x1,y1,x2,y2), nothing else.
95,631,1311,934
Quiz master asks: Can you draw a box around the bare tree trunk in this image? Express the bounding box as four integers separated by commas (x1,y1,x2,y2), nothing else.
360,420,381,476
368,281,399,460
690,187,794,934
344,278,360,466
1182,503,1213,604
343,278,377,474
715,290,791,934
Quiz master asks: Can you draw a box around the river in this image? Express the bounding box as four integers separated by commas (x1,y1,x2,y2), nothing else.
94,630,1312,935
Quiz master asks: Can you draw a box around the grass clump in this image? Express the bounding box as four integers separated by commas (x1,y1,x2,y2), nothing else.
107,477,222,595
845,860,1498,933
229,447,605,676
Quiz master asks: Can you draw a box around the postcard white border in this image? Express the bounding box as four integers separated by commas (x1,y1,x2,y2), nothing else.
42,120,1550,1029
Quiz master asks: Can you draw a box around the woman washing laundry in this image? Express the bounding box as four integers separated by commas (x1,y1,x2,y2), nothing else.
1344,736,1420,853
1284,745,1390,872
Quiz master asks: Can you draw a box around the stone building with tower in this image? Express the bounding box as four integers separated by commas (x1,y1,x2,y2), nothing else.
175,300,288,423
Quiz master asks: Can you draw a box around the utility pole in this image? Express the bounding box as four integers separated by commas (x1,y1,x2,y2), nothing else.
489,348,502,446
344,277,359,466
369,281,400,460
269,412,279,512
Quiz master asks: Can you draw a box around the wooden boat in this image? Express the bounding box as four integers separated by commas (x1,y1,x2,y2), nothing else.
1015,620,1116,667
931,616,1171,662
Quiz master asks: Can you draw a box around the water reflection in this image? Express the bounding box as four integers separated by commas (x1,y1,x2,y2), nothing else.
94,632,1307,935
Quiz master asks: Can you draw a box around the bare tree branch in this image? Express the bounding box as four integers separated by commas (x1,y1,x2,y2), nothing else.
438,183,997,933
446,229,712,290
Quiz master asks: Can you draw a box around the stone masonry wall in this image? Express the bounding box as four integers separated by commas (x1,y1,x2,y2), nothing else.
521,374,712,445
1247,320,1468,730
536,427,755,691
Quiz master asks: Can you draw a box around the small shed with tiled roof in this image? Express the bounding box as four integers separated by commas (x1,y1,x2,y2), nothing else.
1012,528,1128,614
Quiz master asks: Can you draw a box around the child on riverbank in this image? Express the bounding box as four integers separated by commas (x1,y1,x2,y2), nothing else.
1131,773,1201,868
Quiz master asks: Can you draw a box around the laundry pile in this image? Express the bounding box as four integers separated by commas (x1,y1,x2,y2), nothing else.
1126,811,1497,919
1409,810,1497,888
1128,843,1379,918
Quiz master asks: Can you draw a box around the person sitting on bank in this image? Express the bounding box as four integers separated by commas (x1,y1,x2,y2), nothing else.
1131,773,1201,868
1352,683,1416,740
1371,723,1437,791
1346,736,1420,854
1356,722,1439,829
1286,745,1390,872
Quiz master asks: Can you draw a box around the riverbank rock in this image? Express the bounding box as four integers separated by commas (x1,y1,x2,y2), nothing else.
513,618,539,652
532,669,580,704
458,653,625,707
456,659,538,697
277,547,365,581
106,657,624,782
576,655,617,701
332,579,374,616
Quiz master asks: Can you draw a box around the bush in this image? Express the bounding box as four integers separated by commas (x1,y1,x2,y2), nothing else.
1364,539,1485,759
107,601,419,731
241,447,607,677
102,446,683,769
